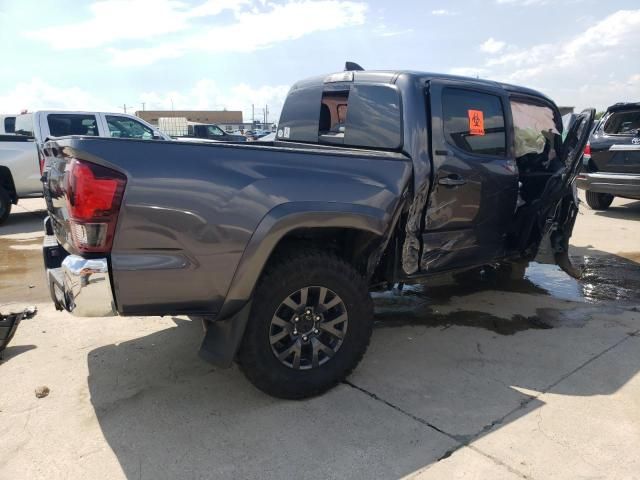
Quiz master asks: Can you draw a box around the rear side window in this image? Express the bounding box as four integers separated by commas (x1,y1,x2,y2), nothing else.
4,117,15,134
603,110,640,135
442,88,506,156
106,115,154,139
48,114,98,137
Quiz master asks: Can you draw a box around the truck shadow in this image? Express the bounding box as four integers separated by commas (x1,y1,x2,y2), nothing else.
1,209,47,236
591,199,640,220
86,250,640,479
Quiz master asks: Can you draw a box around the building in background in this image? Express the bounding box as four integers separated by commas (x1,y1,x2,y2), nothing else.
135,110,244,132
558,106,574,116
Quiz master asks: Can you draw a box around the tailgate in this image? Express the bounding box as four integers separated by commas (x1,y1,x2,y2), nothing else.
591,138,640,174
591,108,640,174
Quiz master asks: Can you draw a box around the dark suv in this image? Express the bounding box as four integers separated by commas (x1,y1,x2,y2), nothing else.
577,102,640,210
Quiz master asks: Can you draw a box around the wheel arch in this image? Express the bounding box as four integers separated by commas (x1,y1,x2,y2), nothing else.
0,166,17,203
217,201,389,321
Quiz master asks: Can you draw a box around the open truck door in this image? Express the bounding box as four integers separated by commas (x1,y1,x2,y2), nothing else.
537,108,595,277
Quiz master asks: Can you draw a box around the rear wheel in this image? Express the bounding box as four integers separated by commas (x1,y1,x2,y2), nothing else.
585,191,613,210
237,250,373,399
0,186,12,225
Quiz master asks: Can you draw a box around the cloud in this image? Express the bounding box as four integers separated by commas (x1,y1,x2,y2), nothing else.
26,0,249,50
448,67,489,78
376,28,413,37
139,80,291,122
0,77,291,123
27,0,368,66
0,78,112,113
450,9,640,110
431,9,456,16
495,0,548,5
480,38,506,54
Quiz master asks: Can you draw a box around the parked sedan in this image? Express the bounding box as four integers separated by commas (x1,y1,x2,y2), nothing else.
577,102,640,210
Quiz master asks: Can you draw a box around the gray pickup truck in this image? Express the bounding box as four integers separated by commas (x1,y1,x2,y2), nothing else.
41,68,594,398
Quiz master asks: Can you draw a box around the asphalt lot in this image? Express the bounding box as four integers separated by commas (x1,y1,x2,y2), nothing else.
1,196,639,479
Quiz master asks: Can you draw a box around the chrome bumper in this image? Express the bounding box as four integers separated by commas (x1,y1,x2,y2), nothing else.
47,255,117,317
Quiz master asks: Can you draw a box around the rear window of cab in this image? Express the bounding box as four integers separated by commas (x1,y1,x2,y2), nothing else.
278,83,402,151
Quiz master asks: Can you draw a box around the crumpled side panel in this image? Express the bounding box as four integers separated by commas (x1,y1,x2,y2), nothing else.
401,178,428,275
420,229,478,271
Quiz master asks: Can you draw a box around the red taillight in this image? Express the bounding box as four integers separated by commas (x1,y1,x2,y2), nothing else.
38,148,45,175
64,159,126,253
583,142,591,158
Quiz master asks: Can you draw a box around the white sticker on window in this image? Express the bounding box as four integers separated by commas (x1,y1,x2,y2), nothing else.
283,127,291,139
277,129,283,138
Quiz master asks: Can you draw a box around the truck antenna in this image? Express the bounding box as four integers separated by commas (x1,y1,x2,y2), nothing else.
345,61,364,71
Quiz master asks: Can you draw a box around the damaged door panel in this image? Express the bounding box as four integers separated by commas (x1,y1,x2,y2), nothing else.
419,81,519,273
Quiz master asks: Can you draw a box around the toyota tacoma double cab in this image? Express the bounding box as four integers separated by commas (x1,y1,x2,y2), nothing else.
41,67,594,399
577,102,640,210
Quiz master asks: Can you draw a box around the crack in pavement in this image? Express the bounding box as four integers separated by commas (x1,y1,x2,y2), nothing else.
343,327,640,480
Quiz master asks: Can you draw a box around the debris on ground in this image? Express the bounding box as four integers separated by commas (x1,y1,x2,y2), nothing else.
34,386,50,399
0,306,38,354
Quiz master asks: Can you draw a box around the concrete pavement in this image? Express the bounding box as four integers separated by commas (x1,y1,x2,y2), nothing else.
0,196,639,479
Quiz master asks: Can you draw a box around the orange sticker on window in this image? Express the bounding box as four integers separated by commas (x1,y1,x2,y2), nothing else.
468,109,485,135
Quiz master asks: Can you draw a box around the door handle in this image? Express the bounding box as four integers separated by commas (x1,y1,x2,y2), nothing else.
438,175,466,187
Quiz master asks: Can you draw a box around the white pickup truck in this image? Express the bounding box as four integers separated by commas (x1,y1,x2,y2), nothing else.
0,111,169,224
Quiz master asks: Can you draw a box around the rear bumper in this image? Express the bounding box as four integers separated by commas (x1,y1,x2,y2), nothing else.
43,227,117,317
576,172,640,198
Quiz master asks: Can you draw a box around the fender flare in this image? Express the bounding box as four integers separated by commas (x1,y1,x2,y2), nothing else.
218,201,388,320
198,201,388,367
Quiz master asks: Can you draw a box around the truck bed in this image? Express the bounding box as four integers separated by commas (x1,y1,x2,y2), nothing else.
43,136,412,316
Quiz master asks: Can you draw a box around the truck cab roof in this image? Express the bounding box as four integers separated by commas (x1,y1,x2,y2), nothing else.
291,70,555,106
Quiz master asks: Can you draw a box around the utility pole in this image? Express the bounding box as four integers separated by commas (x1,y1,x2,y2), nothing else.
252,104,255,125
123,104,127,113
141,102,145,112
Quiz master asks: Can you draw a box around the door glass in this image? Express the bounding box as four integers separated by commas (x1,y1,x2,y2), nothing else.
442,88,506,156
511,101,561,169
48,114,98,136
206,125,225,136
105,115,154,139
4,117,15,133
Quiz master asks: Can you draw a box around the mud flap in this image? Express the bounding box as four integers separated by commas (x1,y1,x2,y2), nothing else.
0,306,37,353
198,301,252,368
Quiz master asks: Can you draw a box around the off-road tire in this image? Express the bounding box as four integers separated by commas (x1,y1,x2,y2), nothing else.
0,186,11,225
237,250,373,399
585,191,613,210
